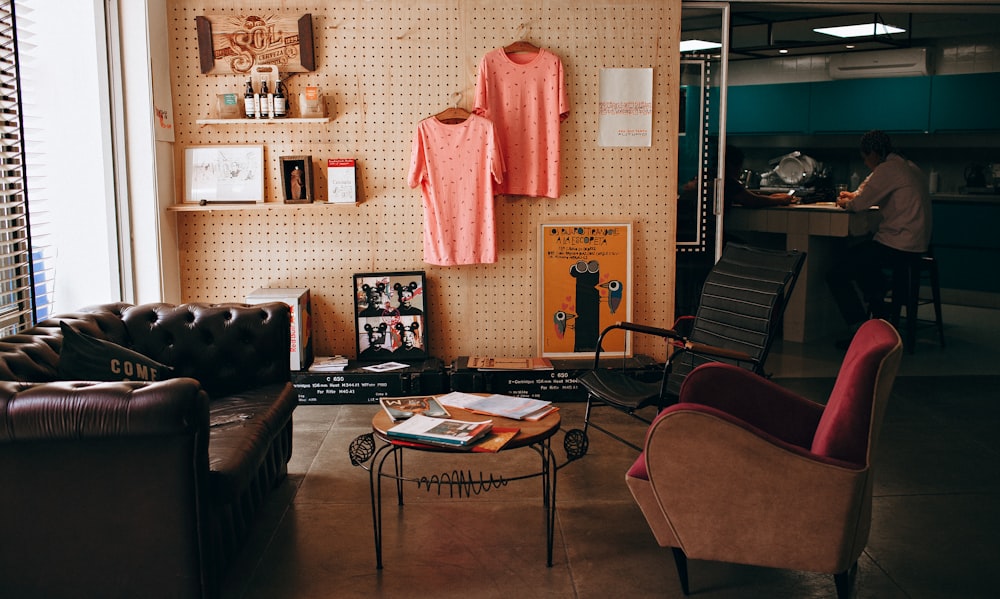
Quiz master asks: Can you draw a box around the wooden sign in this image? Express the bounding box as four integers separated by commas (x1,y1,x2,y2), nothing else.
196,14,315,75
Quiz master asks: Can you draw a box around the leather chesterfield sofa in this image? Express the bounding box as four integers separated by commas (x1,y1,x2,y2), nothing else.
0,302,298,599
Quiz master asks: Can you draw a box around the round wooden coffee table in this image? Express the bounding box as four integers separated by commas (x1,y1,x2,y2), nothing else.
359,404,562,569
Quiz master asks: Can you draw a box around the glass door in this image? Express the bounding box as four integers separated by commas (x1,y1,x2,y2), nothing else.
675,2,729,317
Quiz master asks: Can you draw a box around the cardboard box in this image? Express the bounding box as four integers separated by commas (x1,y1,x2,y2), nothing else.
292,358,446,404
450,355,661,402
246,288,313,371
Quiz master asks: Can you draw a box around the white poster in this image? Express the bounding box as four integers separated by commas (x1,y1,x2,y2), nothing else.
598,68,653,147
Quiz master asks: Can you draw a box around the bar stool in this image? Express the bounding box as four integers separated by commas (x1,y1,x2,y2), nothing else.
888,247,945,353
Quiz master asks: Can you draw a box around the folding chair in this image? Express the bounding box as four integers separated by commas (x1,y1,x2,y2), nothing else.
580,243,806,450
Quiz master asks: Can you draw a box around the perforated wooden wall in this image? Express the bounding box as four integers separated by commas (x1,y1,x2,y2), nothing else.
168,0,680,363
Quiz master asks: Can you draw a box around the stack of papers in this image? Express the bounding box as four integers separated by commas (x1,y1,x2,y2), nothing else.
437,391,557,421
386,413,492,447
309,356,349,372
467,356,553,370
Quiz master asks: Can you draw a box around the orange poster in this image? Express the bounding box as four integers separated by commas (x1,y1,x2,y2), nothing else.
539,223,632,358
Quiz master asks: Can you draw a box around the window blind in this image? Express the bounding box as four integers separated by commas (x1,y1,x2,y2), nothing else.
0,0,36,335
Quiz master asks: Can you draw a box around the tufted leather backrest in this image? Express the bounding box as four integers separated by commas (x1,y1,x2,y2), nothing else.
0,302,291,398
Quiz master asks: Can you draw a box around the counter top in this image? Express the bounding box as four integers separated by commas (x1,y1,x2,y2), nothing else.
930,192,1000,205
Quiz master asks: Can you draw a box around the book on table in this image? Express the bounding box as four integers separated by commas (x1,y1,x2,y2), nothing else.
386,413,493,447
466,356,554,371
389,426,519,453
379,396,451,421
437,391,557,421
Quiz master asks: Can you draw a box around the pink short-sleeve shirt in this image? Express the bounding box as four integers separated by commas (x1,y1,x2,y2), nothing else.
407,114,505,266
475,48,569,198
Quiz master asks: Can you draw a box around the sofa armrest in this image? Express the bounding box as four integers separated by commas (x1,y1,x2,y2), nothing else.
0,378,215,598
0,378,209,440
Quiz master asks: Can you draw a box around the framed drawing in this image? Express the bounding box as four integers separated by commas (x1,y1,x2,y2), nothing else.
184,144,265,203
353,271,429,362
280,155,313,203
538,223,633,359
196,14,316,75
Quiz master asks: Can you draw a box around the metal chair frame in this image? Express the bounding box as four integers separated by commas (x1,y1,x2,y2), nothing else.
581,243,807,450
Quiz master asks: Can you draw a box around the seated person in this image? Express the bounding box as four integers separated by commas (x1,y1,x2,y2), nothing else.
826,129,932,346
722,146,797,208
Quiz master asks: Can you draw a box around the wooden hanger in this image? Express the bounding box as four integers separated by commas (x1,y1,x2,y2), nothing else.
434,106,471,124
504,40,540,55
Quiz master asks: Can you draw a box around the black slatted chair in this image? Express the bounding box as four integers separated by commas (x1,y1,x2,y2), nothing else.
580,243,806,450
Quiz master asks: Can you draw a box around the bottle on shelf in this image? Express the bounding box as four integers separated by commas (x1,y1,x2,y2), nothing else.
243,77,256,119
259,77,271,119
273,80,287,118
850,171,860,190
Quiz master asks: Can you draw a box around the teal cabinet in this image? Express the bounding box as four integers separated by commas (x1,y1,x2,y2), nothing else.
809,77,931,133
726,83,811,134
931,200,1000,293
930,73,1000,131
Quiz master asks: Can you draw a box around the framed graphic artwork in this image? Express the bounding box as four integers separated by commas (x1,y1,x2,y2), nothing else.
184,144,265,203
280,155,313,203
353,271,429,362
538,223,633,359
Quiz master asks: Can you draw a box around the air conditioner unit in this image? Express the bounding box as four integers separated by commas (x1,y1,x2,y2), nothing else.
828,48,929,79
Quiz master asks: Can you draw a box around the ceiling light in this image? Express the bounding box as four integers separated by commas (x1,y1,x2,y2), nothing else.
814,23,906,39
680,40,722,52
778,49,789,54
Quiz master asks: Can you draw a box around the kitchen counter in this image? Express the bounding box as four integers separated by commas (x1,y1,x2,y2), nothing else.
727,203,880,343
930,192,1000,205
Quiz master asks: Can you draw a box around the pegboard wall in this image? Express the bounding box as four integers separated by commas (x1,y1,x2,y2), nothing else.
168,0,680,364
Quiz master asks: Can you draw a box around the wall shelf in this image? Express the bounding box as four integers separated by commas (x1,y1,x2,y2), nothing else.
167,201,357,212
195,116,331,126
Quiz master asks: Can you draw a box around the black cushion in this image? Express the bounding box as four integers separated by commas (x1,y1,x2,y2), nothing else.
57,322,174,382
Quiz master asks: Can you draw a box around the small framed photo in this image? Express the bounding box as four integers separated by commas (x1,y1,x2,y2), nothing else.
184,144,265,203
538,223,633,358
353,271,429,362
280,155,313,203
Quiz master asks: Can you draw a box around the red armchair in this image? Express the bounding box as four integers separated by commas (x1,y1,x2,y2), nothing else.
625,319,903,598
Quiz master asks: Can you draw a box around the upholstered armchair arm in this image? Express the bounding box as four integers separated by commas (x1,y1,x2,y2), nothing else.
645,404,871,572
676,362,825,449
643,405,870,574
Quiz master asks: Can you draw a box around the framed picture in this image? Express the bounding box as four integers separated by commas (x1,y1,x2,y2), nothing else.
353,271,429,362
280,155,313,203
184,144,264,203
538,223,633,358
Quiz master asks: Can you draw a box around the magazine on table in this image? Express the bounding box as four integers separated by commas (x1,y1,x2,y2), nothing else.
386,413,493,447
379,396,451,421
436,391,557,421
389,426,520,453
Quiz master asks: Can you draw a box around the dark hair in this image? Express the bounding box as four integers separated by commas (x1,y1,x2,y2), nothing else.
859,130,894,159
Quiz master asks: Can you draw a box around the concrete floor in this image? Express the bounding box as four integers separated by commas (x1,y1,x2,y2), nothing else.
222,305,1000,599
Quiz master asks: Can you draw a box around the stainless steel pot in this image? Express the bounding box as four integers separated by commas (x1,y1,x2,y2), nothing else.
772,151,822,186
